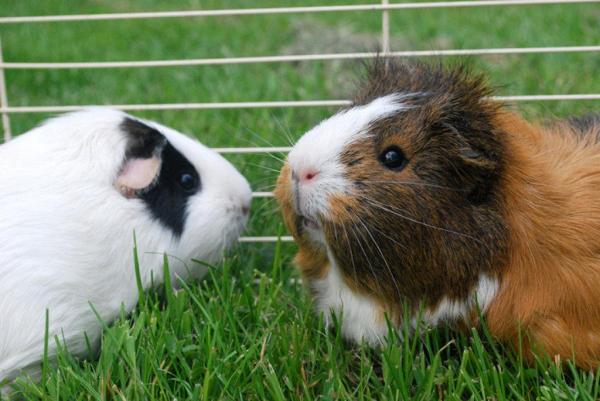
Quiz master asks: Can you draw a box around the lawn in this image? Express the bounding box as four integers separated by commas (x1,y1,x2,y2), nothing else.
1,0,600,399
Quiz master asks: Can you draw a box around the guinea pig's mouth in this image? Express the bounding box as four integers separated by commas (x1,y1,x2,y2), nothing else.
295,214,327,246
298,215,320,231
303,216,320,230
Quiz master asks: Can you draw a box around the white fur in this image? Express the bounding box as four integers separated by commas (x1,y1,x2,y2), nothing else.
422,274,499,326
312,248,390,345
287,94,409,223
315,257,499,345
0,109,251,383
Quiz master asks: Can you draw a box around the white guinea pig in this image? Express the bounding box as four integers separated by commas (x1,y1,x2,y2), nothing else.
0,109,251,384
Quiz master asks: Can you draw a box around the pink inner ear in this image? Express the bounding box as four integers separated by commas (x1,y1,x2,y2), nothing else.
115,157,161,198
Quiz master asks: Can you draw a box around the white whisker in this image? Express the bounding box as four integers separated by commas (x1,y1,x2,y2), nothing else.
359,179,467,192
355,215,403,301
355,194,481,243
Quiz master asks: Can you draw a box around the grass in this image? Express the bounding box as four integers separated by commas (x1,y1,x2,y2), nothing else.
0,0,599,399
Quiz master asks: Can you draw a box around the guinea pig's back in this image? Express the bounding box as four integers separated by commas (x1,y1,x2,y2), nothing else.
484,110,600,368
565,113,600,141
0,115,132,259
0,113,154,374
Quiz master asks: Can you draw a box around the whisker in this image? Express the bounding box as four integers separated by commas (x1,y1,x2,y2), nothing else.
244,162,282,174
345,213,387,295
236,126,289,164
271,114,297,147
218,121,282,156
330,208,362,289
361,218,407,250
251,195,277,206
252,182,277,191
342,221,360,290
354,215,403,301
352,228,379,285
358,179,467,192
355,194,482,243
248,200,278,219
238,125,278,148
267,153,286,165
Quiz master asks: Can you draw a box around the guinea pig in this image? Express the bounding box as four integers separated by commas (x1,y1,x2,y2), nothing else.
0,109,251,384
275,59,600,369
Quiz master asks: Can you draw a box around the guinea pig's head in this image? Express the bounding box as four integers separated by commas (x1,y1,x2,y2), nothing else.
275,60,509,319
0,109,250,288
114,116,251,262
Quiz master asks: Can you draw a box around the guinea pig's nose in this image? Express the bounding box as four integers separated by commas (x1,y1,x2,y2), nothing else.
295,169,319,184
240,198,251,215
230,196,251,216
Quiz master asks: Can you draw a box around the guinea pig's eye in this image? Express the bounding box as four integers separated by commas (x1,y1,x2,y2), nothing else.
178,172,197,191
379,146,407,171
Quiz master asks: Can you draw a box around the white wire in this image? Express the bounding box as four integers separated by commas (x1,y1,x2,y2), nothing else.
213,146,292,154
2,46,600,69
492,94,600,101
0,0,598,23
239,236,294,243
252,277,302,285
252,192,275,198
0,39,11,142
381,0,391,55
0,100,350,113
1,94,599,114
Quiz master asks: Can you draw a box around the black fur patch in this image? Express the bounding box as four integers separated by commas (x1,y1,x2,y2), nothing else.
120,118,201,237
121,117,167,158
566,114,600,142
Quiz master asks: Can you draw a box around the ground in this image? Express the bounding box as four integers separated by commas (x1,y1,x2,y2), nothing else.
1,0,600,399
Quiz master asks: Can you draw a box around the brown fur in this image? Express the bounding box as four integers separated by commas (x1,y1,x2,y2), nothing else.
275,164,329,281
275,58,600,368
488,112,600,369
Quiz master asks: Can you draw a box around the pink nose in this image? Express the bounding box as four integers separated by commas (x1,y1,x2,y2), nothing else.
299,170,318,183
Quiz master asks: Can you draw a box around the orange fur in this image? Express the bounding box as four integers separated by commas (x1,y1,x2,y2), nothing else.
488,112,600,368
274,163,329,281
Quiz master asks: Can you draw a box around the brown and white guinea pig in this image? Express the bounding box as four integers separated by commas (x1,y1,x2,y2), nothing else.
275,58,600,368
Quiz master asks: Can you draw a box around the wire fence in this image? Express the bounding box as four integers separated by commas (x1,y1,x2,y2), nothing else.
0,0,599,242
0,0,598,23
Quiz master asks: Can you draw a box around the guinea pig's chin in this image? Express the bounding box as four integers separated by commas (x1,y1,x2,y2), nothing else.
309,227,327,246
180,204,249,263
299,219,327,247
220,213,248,251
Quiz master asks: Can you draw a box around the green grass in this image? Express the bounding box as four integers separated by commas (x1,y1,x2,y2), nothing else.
1,0,600,399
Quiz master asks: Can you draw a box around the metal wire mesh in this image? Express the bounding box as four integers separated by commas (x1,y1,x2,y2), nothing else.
0,0,598,242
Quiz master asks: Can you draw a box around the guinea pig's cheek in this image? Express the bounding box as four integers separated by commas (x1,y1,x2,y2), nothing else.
274,163,300,237
326,193,361,225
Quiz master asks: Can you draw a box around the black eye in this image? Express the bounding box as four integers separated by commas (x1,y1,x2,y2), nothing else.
178,172,197,191
379,146,407,171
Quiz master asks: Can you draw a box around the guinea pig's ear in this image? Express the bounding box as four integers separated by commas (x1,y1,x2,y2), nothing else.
114,118,168,199
443,122,500,203
444,122,496,170
458,145,496,170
